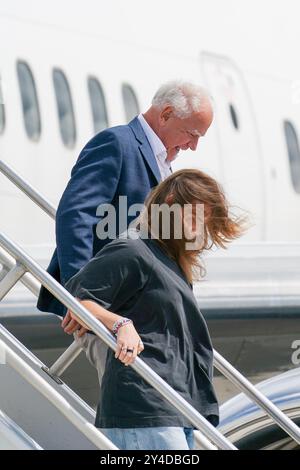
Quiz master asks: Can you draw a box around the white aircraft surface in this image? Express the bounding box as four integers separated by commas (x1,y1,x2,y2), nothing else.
0,0,300,309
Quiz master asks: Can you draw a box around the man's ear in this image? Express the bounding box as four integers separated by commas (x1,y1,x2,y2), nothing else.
160,106,173,124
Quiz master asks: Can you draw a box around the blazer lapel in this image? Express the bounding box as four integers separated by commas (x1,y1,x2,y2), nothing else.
129,117,162,184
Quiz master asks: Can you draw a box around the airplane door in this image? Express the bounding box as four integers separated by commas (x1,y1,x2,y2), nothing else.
201,53,266,240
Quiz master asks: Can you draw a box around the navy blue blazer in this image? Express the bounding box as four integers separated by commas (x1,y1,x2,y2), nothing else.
37,117,162,316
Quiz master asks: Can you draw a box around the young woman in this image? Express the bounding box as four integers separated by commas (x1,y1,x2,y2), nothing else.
64,168,246,450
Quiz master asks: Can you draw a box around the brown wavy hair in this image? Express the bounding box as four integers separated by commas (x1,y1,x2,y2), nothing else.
138,168,247,283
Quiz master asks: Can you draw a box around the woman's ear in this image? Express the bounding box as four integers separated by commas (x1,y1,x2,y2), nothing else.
165,193,174,205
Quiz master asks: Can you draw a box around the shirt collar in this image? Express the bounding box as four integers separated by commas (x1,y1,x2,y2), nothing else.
138,113,167,160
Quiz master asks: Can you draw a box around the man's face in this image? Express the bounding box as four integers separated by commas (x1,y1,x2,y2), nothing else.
157,104,213,161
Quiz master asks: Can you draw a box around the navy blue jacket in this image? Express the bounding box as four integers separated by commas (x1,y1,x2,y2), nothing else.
37,117,162,316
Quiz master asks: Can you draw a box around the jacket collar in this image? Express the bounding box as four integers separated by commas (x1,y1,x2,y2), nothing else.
129,117,161,184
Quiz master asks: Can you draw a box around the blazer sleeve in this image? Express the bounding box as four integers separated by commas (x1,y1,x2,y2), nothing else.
56,130,123,285
64,239,151,313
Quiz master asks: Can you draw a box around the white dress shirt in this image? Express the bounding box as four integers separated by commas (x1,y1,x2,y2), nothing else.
138,113,172,181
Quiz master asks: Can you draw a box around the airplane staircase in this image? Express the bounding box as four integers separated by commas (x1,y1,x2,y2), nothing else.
0,159,300,450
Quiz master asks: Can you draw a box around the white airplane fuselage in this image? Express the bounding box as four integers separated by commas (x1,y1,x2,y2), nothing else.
0,1,300,310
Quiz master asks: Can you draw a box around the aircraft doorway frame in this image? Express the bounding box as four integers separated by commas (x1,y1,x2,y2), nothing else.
200,51,267,241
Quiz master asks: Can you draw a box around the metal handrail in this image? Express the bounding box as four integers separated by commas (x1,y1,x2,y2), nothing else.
0,247,40,297
0,337,118,450
0,231,235,450
0,158,83,373
0,160,221,449
0,161,118,450
213,352,300,444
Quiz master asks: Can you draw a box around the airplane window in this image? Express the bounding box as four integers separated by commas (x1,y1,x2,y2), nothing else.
53,69,76,148
229,103,239,131
87,77,108,133
0,78,4,134
122,84,140,122
16,61,41,141
284,120,300,194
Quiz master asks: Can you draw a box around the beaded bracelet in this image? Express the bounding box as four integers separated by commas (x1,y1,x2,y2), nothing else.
112,317,132,336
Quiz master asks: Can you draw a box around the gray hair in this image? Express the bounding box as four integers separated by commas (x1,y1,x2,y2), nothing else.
152,80,213,118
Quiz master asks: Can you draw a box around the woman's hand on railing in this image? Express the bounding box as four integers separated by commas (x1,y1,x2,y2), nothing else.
61,309,89,338
115,323,144,366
